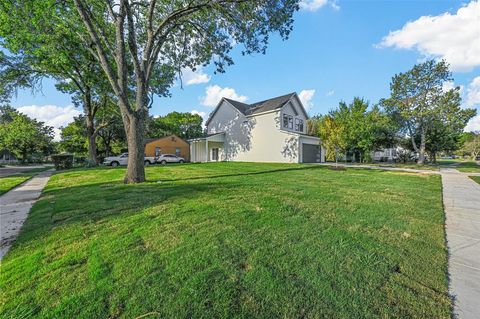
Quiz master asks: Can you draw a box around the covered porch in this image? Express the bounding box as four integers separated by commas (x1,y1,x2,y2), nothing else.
189,132,225,163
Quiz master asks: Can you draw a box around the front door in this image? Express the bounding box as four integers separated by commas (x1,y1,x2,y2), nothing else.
212,148,219,161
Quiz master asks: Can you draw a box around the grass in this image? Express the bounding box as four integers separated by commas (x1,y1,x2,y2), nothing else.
0,175,32,195
378,163,440,171
0,162,451,318
455,161,480,173
469,176,480,185
0,167,51,195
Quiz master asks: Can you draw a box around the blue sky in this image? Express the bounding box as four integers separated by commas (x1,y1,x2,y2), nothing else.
10,0,480,137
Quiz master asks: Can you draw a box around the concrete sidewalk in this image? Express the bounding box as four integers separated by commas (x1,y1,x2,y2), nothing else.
442,168,480,319
0,170,53,259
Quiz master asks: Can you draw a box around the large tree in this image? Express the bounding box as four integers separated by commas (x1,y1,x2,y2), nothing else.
0,3,114,165
60,117,89,155
460,131,480,160
59,0,299,183
424,90,476,162
60,106,126,158
147,111,203,140
381,60,476,164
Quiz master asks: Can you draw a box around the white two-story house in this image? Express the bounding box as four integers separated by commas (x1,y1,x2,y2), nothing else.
189,92,325,163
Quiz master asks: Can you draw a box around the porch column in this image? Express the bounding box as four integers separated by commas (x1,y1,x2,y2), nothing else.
205,139,209,162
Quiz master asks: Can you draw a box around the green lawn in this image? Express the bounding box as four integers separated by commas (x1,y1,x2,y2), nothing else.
0,167,51,195
469,176,480,185
373,163,440,171
455,161,480,173
0,175,32,195
0,163,451,318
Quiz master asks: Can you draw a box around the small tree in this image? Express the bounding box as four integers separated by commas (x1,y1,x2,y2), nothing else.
318,115,345,162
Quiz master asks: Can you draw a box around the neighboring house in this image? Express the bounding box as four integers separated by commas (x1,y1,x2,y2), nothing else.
371,147,399,162
145,135,190,161
0,149,19,165
189,92,324,163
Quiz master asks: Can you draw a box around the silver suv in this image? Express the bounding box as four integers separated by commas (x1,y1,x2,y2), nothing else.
156,154,185,165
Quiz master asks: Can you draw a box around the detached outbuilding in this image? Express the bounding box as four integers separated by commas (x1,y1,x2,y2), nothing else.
144,135,190,161
0,149,19,165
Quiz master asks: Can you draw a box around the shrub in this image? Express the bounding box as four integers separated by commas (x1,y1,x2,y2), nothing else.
397,150,413,164
84,159,97,167
51,154,74,170
74,157,86,166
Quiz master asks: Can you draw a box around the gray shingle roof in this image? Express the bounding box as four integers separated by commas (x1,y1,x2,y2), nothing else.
224,92,295,116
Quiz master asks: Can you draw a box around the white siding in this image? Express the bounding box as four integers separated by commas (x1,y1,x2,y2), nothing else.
201,95,323,164
280,100,307,135
227,110,300,163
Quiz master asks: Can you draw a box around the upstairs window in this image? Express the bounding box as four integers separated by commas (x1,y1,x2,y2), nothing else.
283,114,289,128
295,119,304,132
283,114,294,130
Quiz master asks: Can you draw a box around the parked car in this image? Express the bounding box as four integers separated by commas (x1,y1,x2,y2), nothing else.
103,153,156,166
156,154,185,165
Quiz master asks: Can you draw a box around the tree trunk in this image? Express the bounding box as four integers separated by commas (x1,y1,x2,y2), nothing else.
84,90,98,165
418,127,426,164
85,114,97,165
121,104,147,184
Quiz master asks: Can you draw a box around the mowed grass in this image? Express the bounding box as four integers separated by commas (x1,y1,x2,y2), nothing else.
0,163,450,318
455,161,480,173
0,167,51,195
0,175,32,195
469,176,480,185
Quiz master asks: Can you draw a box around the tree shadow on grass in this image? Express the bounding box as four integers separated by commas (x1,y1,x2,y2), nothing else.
155,164,327,182
9,179,232,251
7,165,329,254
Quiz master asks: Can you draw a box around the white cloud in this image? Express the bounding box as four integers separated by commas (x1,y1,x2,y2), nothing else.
378,1,480,72
300,0,339,11
16,104,81,141
191,109,206,119
466,76,480,107
442,80,465,96
200,85,248,107
191,109,208,127
465,115,480,132
299,89,315,111
326,90,335,96
181,66,211,85
300,0,328,11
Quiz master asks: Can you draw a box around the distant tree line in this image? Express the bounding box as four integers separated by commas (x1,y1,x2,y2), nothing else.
59,111,204,160
0,105,54,163
308,60,477,163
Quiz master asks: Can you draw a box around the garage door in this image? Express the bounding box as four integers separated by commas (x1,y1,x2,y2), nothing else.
302,144,321,163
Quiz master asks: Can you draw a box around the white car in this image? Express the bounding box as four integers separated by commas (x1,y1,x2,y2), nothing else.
103,153,156,167
156,154,185,165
